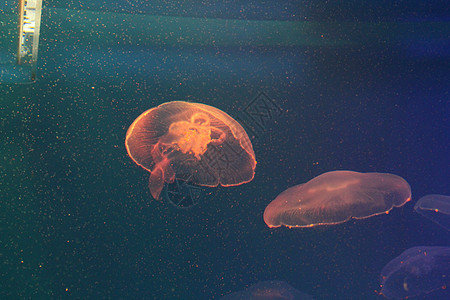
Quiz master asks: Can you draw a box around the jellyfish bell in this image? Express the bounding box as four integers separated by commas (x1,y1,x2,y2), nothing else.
264,170,411,228
380,246,450,299
125,101,256,201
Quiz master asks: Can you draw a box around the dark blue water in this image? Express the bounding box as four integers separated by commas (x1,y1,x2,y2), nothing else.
1,1,449,299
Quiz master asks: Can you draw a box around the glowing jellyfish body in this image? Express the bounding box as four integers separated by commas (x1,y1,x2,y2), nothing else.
221,280,314,300
264,170,411,228
125,101,256,200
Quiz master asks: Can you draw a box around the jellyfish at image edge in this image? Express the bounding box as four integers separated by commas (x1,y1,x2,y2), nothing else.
125,101,256,200
220,280,314,300
380,246,450,299
414,194,450,231
263,170,411,228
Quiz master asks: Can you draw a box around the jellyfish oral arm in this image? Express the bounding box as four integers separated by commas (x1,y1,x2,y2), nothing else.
149,167,164,200
148,144,176,200
149,159,175,201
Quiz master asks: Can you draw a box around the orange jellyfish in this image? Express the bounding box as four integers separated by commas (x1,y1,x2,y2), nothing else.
264,170,411,228
125,101,256,200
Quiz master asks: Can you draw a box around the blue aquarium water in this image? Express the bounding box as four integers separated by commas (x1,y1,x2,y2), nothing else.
1,1,449,299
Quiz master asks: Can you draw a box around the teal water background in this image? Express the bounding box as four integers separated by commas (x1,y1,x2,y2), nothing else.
1,1,449,299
